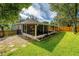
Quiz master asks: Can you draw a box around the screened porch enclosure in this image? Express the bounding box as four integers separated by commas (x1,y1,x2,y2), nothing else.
19,19,56,40
22,24,49,36
22,24,35,36
37,25,48,35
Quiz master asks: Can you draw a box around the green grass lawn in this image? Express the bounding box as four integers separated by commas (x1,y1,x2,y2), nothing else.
7,32,79,56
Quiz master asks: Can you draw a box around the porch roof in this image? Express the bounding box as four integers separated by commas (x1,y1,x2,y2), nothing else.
20,19,52,26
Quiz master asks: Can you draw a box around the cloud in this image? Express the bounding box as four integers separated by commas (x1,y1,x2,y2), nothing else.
19,3,57,22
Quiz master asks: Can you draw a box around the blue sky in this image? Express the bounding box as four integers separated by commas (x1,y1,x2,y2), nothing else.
19,3,57,22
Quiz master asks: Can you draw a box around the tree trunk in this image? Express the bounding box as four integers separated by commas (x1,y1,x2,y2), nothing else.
1,27,4,37
72,20,77,33
73,3,77,33
0,26,4,38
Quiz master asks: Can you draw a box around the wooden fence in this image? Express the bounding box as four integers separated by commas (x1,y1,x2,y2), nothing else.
50,26,79,32
57,26,72,32
77,26,79,32
0,26,79,37
0,30,16,37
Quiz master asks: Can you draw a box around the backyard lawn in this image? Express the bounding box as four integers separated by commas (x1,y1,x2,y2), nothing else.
7,32,79,56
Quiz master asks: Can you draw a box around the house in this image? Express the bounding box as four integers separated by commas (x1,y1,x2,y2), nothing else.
17,16,56,41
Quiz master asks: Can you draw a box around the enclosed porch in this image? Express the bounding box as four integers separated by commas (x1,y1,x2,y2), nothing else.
19,23,56,41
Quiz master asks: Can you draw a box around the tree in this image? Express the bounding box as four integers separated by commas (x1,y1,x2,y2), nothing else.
0,3,31,24
51,3,78,33
0,3,31,30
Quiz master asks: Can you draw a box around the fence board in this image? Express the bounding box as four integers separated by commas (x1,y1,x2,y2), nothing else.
0,30,16,37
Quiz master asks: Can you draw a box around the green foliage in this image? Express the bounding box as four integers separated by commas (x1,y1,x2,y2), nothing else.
0,3,31,30
51,4,77,19
0,3,31,24
51,3,78,32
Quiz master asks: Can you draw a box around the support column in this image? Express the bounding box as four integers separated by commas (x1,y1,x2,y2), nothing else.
53,26,55,32
47,25,49,34
43,25,44,34
35,24,37,37
21,24,23,33
26,24,27,33
58,24,59,31
35,24,40,41
20,24,23,33
17,24,22,35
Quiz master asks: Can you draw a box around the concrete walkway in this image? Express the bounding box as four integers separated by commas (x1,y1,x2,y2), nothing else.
0,35,30,55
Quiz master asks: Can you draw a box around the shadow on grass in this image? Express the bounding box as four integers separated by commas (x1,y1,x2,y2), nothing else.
18,32,66,52
7,32,66,56
25,32,65,52
31,32,66,52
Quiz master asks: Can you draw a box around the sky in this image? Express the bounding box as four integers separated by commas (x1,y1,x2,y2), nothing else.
19,3,57,22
